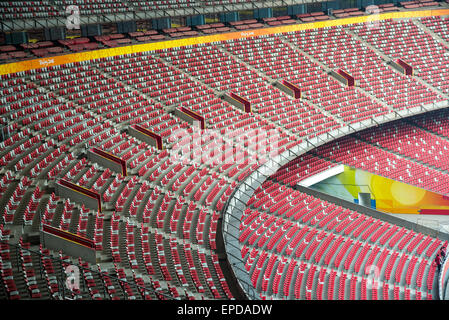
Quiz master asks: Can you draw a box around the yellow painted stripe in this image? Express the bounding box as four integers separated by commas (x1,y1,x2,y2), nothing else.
1,8,449,76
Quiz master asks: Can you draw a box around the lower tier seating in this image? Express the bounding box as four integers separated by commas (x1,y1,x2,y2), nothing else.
240,181,445,300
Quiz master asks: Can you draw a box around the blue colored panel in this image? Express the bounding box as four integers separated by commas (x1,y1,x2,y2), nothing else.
288,4,305,15
253,8,272,19
219,12,239,23
321,2,327,11
366,0,377,7
152,18,171,30
186,15,205,26
326,1,341,10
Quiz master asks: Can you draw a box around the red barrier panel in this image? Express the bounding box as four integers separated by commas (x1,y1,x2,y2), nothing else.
42,224,95,249
396,59,413,75
132,125,163,150
337,69,355,87
282,80,301,99
420,209,449,215
229,92,251,113
59,179,102,212
179,107,206,129
91,147,127,176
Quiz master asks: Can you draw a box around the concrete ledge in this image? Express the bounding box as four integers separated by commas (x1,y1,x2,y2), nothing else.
223,93,251,113
330,69,355,87
273,79,301,99
41,224,97,264
174,107,205,129
128,125,163,150
389,58,414,75
55,179,101,212
87,147,127,176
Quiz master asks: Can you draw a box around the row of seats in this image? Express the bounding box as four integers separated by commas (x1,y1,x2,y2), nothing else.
222,36,343,135
55,0,131,15
0,60,242,300
421,15,449,44
0,0,58,19
290,26,444,111
230,34,389,124
0,152,234,299
313,135,449,195
0,41,302,299
240,181,444,299
104,50,300,172
30,63,189,141
270,153,338,186
349,19,449,95
159,43,339,142
0,0,330,20
357,121,449,172
2,13,449,301
410,107,449,138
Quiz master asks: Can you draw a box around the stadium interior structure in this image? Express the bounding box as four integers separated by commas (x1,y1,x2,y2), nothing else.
3,0,449,301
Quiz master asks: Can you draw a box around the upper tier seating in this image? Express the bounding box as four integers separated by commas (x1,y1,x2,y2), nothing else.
0,61,255,299
222,36,343,134
420,16,449,44
160,43,341,138
127,0,200,11
29,64,189,141
271,33,392,123
400,0,441,9
349,19,449,95
289,26,444,111
54,0,131,15
0,1,59,20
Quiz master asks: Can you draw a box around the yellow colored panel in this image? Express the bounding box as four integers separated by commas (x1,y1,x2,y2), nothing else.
1,9,449,76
